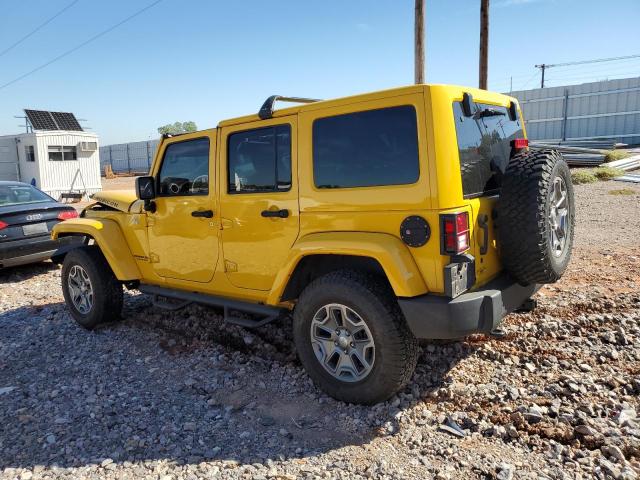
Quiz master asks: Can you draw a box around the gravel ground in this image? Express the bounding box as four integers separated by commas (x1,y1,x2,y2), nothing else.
1,180,639,480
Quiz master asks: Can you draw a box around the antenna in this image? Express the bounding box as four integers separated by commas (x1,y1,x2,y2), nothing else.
14,115,32,133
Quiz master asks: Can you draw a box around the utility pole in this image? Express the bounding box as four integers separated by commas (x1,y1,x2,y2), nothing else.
414,0,425,84
479,0,489,89
535,63,547,88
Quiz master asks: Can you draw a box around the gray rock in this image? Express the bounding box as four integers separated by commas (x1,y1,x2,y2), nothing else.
602,444,626,462
0,386,16,396
496,463,515,480
617,408,637,426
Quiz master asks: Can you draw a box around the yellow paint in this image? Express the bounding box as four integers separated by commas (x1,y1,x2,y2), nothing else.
266,232,427,305
64,84,524,306
147,130,219,283
218,116,300,291
52,218,141,280
90,190,137,212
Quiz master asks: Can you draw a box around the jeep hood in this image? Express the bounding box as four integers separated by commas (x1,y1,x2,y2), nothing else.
90,190,139,212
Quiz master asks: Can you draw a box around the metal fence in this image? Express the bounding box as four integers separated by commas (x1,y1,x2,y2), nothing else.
99,140,159,174
0,161,19,181
510,76,640,146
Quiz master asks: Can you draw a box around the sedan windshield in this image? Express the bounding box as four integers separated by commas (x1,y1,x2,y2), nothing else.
0,184,53,206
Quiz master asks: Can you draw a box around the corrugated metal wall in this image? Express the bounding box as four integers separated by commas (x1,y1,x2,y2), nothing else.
510,76,640,145
0,136,19,181
100,140,159,174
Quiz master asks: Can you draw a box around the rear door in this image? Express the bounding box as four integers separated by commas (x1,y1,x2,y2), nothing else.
452,100,524,285
218,116,299,291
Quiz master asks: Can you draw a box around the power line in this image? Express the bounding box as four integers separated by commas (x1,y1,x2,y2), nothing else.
0,0,80,58
543,53,640,69
545,64,640,82
545,71,640,87
0,0,163,91
535,54,640,88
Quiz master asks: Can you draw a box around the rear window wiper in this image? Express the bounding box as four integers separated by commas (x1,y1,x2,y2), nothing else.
475,108,506,118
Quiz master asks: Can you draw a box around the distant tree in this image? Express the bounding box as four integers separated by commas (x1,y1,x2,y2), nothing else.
157,121,198,135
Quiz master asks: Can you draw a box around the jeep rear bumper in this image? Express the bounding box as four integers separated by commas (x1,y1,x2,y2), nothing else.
397,275,540,339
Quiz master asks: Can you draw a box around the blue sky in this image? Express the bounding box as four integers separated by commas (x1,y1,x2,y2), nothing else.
0,0,638,144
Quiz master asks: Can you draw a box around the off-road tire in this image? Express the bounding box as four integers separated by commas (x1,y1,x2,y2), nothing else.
497,149,575,285
293,270,419,405
61,246,123,329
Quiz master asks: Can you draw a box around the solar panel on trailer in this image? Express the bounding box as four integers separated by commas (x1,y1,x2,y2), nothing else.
24,109,58,130
51,111,83,131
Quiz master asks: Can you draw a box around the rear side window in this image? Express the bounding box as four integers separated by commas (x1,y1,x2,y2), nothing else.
228,125,291,193
313,105,419,188
453,102,523,198
158,138,210,196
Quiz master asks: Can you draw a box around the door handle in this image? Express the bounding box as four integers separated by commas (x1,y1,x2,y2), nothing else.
261,209,289,218
191,210,214,218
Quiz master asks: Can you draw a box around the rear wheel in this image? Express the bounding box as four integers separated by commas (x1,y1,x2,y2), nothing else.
293,270,418,405
61,246,123,329
497,149,575,285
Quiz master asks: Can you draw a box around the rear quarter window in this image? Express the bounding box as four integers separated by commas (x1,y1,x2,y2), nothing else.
453,101,523,198
313,105,420,189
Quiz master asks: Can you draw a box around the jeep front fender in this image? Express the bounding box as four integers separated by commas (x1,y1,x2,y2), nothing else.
52,218,141,281
267,232,428,305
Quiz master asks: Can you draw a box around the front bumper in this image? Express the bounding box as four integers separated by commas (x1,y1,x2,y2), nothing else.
0,235,82,268
398,275,540,339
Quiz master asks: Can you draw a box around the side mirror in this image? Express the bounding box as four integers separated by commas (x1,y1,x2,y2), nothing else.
136,176,157,213
136,176,156,200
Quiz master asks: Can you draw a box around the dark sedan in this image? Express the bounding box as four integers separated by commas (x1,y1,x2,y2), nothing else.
0,181,83,268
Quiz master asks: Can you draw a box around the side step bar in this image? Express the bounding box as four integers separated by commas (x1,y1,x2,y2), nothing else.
139,284,285,329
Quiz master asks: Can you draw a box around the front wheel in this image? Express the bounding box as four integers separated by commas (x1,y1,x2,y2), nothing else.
293,270,418,405
61,246,123,329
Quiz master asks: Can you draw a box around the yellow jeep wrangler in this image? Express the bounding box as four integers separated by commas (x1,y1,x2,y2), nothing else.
53,85,574,404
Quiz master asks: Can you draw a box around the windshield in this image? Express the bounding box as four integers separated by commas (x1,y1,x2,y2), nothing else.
0,184,53,207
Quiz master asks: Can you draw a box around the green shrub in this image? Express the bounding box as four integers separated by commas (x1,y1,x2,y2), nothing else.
604,150,630,162
593,166,624,181
608,188,635,196
571,169,597,184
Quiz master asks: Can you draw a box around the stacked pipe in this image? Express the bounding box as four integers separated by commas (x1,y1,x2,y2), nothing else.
607,154,640,172
530,142,607,167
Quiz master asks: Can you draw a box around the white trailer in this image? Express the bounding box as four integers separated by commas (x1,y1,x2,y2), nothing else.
0,130,101,200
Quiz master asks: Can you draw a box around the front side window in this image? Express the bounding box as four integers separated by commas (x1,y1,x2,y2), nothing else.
227,125,291,193
25,145,35,162
313,105,420,189
48,146,77,161
158,138,210,196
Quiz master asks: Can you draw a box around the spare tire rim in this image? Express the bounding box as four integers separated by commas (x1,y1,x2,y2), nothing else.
548,177,570,257
310,303,375,382
68,265,94,314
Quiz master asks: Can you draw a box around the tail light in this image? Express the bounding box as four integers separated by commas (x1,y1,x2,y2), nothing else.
0,220,7,230
440,212,470,255
511,138,529,152
57,210,78,220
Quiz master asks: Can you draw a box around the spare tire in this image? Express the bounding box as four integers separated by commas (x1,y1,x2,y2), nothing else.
497,149,575,285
